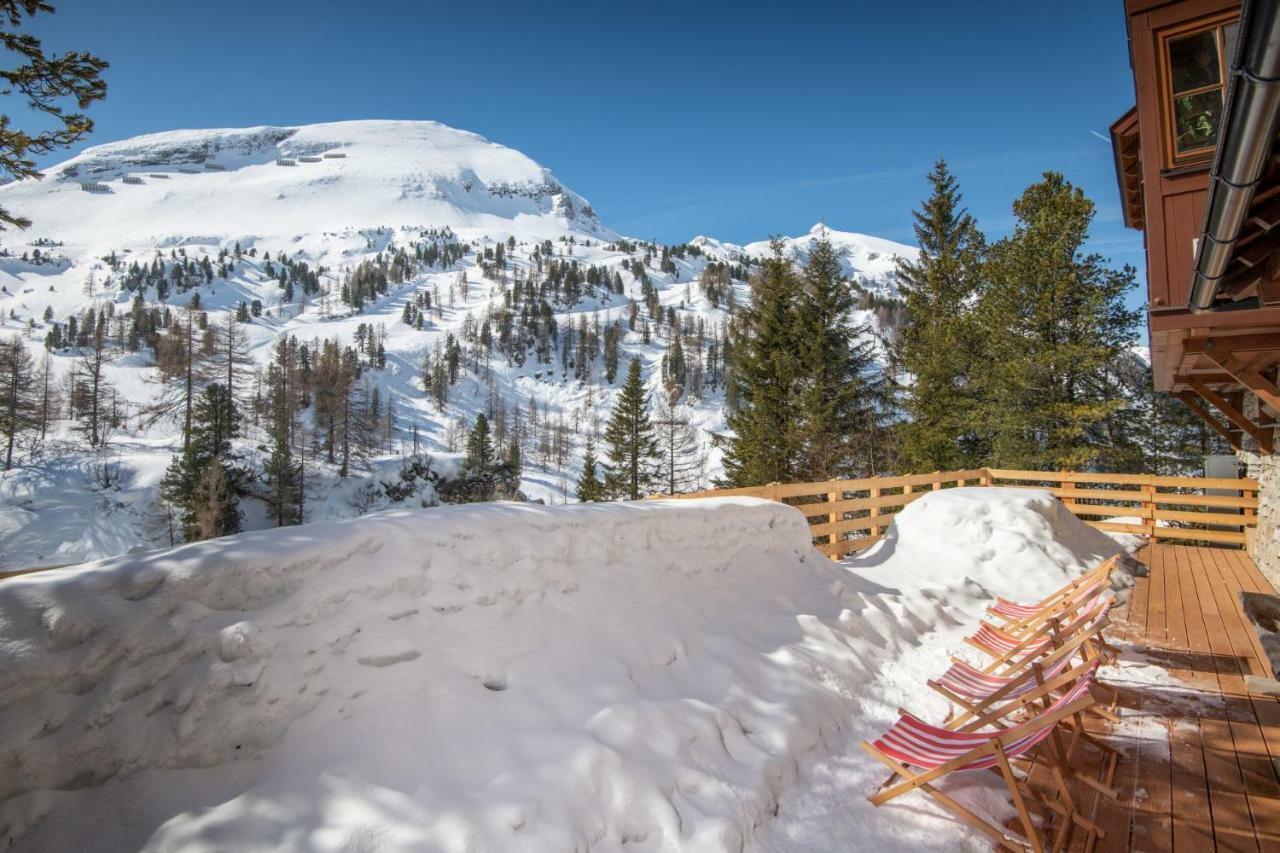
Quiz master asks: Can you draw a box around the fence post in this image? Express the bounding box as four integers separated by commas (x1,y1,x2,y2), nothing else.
931,471,943,491
1141,477,1156,539
870,481,882,538
828,480,841,558
979,469,992,487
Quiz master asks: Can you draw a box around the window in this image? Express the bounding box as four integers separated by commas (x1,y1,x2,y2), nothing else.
1161,17,1238,166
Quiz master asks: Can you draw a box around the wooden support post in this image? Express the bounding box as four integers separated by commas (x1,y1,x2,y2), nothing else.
979,469,992,487
931,471,943,490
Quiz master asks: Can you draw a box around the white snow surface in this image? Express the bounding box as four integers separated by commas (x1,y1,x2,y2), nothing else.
0,488,1129,852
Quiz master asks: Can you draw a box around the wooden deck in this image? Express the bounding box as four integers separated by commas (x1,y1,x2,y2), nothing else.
1052,544,1280,851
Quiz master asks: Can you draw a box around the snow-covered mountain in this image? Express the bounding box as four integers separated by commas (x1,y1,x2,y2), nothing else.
2,120,610,247
0,119,915,568
692,224,911,295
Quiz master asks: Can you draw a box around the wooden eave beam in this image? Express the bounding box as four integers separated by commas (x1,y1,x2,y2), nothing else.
1199,340,1280,401
1185,333,1280,354
1150,306,1280,332
1175,391,1242,450
1186,376,1273,453
1173,372,1240,386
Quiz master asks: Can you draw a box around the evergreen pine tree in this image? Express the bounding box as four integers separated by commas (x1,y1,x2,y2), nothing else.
794,231,888,478
603,357,658,499
891,161,989,471
576,436,606,502
720,242,802,486
978,172,1141,470
464,413,495,476
159,382,242,541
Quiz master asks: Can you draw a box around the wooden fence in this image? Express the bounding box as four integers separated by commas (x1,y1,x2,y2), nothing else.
662,468,1260,560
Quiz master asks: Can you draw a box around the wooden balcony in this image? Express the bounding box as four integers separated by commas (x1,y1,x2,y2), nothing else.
1058,542,1280,851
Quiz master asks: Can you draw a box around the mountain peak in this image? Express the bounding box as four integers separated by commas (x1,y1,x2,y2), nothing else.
2,119,611,249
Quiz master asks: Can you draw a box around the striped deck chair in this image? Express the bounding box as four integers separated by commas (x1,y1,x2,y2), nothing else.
933,599,1120,731
863,662,1107,852
967,592,1115,675
988,557,1117,637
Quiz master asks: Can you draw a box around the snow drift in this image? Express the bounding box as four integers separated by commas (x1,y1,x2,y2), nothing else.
0,489,1127,852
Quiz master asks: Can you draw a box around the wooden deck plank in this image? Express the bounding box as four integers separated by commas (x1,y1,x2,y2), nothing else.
1203,547,1280,847
1164,547,1218,852
1106,545,1170,853
1089,543,1280,852
1181,547,1262,852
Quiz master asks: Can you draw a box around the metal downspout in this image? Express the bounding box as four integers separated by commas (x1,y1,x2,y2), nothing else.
1188,0,1280,313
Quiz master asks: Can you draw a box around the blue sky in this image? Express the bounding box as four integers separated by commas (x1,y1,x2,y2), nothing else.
20,0,1142,278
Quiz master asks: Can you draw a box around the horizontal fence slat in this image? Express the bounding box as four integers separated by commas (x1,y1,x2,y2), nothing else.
1086,520,1149,535
1152,509,1251,527
1150,493,1259,509
1154,526,1247,545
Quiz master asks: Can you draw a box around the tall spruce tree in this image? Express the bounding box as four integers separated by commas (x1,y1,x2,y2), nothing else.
576,436,605,502
794,231,888,479
603,357,657,499
720,242,802,486
159,382,242,541
263,336,303,527
978,172,1140,470
464,413,495,476
891,161,988,471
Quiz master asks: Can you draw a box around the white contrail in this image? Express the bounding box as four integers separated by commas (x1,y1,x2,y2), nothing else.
1089,130,1110,143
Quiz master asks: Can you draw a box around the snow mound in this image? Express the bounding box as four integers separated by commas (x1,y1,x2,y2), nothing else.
854,487,1126,600
0,490,1126,852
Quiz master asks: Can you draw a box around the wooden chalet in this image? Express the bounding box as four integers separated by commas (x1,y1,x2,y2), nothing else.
1113,0,1280,452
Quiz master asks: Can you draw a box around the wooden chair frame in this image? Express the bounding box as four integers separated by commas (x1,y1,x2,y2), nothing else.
968,593,1116,676
862,688,1105,852
989,557,1118,638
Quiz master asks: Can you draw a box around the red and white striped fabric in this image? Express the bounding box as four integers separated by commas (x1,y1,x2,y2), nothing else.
870,662,1099,771
989,575,1108,622
969,622,1050,657
971,592,1112,660
934,654,1073,702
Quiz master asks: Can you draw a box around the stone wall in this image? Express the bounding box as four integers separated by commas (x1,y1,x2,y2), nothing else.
1240,449,1280,588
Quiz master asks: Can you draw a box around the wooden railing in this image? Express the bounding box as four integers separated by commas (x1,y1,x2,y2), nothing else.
663,468,1260,560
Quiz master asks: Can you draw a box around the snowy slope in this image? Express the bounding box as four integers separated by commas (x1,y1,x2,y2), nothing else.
0,120,610,248
0,490,1130,852
0,119,915,567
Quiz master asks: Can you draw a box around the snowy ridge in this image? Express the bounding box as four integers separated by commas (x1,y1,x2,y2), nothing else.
0,489,1130,851
691,224,916,294
0,120,609,248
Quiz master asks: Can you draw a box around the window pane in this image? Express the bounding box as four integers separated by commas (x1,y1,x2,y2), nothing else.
1170,29,1221,93
1174,89,1223,153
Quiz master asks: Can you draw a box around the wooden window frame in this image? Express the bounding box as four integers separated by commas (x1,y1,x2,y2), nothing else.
1156,11,1239,171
